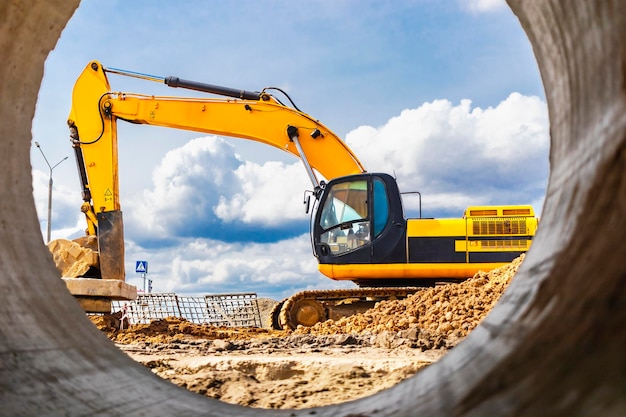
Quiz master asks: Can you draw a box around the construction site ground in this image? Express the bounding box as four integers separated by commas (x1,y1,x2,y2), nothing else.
90,255,524,410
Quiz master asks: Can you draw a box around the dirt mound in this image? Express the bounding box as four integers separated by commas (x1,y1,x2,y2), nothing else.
155,350,430,409
90,316,286,344
91,255,524,349
90,256,524,409
294,254,525,347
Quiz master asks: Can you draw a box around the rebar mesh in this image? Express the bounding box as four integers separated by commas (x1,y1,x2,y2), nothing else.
112,292,261,327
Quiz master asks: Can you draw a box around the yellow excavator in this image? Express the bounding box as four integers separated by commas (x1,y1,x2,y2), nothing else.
57,60,539,329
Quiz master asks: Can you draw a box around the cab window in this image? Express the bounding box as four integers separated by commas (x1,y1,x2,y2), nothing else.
372,178,389,237
319,180,367,230
318,180,370,255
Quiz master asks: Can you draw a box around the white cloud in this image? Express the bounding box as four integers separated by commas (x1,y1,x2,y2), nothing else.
32,169,84,240
463,0,508,14
213,161,310,225
138,136,237,233
127,136,311,242
346,93,549,215
124,234,352,299
33,93,549,300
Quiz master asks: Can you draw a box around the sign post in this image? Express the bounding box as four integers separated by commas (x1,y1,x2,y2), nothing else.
135,261,148,293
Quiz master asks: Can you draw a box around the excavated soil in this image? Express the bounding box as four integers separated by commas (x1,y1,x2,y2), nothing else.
90,255,524,409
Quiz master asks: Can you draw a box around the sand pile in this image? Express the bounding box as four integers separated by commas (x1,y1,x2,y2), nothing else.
90,256,524,409
295,254,525,347
93,255,524,349
90,316,285,344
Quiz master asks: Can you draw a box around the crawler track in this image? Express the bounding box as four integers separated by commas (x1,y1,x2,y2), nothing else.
272,287,425,330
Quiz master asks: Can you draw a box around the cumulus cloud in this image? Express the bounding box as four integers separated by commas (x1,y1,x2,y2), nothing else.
32,169,84,240
213,161,311,225
124,234,352,299
345,93,549,216
462,0,508,14
126,136,312,244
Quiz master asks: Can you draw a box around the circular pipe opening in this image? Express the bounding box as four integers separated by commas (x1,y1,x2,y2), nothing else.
1,1,625,416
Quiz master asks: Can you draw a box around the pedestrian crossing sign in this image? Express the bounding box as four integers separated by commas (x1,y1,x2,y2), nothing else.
135,261,148,274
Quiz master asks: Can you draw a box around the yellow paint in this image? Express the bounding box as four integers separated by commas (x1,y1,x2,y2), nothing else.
69,60,367,234
319,262,509,281
407,218,466,237
463,205,535,218
455,239,531,252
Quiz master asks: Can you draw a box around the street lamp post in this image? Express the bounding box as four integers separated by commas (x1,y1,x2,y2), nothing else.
34,142,68,243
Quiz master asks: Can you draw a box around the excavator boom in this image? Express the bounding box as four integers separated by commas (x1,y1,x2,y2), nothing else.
67,60,365,283
69,61,364,215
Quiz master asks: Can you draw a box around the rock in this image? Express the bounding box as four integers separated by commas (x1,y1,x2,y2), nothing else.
47,238,99,278
212,339,234,351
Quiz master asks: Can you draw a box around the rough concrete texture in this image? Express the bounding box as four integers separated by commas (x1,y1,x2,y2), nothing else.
0,0,625,416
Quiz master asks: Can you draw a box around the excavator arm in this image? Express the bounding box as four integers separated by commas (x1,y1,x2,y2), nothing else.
67,60,365,281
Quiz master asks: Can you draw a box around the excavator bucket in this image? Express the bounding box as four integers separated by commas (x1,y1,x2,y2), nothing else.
96,210,125,280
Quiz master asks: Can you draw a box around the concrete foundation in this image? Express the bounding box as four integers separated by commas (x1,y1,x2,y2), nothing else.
63,278,137,313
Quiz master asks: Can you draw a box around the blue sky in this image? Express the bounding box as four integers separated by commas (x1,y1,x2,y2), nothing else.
31,0,549,300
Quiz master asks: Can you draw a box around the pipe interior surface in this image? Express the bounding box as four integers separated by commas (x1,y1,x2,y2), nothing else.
0,0,625,416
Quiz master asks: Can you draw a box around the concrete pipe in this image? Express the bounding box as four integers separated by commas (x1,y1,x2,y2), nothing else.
1,0,625,415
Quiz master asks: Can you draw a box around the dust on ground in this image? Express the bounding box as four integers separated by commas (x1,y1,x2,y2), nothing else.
90,255,524,409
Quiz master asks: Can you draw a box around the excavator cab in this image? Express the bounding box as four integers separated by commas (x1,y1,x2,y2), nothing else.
313,173,407,267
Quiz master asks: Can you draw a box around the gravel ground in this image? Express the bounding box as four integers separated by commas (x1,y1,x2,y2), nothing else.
92,255,524,409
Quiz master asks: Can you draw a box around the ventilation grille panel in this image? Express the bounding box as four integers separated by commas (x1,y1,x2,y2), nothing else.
472,218,528,235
